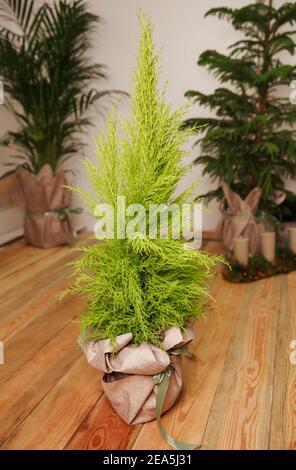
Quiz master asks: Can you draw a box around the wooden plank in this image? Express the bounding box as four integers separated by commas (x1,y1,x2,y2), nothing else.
0,235,89,298
2,356,103,450
0,322,80,445
0,235,93,341
270,273,296,450
0,293,84,387
203,277,281,450
2,237,294,450
0,238,26,256
65,395,141,450
0,241,58,281
0,277,69,342
0,248,61,286
0,236,93,343
132,274,246,450
0,232,90,282
0,242,26,268
0,247,81,326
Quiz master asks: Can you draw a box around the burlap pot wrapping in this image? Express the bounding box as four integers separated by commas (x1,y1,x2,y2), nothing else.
79,327,194,425
217,183,262,256
0,164,73,248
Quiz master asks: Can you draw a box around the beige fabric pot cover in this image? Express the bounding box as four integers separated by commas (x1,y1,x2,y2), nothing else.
217,183,262,256
0,164,73,248
79,327,195,425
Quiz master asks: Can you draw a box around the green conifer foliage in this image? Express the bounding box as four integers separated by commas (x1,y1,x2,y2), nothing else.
184,2,296,220
66,15,221,347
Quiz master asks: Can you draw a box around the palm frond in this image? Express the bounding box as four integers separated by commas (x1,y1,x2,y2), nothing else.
0,0,125,174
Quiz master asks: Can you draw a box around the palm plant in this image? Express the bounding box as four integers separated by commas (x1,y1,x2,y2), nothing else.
0,0,118,175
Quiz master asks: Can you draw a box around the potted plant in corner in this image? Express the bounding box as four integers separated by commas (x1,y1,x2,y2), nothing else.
183,1,296,282
0,0,120,247
65,15,222,449
184,1,296,223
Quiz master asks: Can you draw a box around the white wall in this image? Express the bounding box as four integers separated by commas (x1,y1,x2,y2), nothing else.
84,0,296,230
84,0,249,231
0,64,25,243
0,0,295,236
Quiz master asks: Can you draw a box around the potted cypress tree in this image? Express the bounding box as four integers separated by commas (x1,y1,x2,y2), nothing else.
66,15,221,448
184,1,296,222
0,0,120,247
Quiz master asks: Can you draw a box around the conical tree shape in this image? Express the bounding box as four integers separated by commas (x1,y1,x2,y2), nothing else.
67,15,221,346
185,2,296,221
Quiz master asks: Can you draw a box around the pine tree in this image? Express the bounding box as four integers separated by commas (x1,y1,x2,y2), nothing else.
184,1,296,221
65,15,221,347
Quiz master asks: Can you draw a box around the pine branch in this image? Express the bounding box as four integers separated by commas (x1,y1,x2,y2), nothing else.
185,1,296,220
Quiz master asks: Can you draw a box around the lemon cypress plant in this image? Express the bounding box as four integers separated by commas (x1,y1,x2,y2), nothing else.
67,15,221,347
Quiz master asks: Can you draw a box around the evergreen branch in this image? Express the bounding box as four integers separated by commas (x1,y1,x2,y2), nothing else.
66,14,221,347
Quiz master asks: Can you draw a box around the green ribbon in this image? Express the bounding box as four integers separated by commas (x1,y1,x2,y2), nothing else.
169,346,195,359
26,207,82,220
153,351,199,451
236,211,253,218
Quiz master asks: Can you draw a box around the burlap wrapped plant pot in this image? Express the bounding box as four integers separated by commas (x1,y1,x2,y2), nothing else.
12,164,73,248
217,183,262,256
79,326,194,425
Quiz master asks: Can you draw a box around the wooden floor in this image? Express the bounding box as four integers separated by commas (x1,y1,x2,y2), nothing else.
0,235,295,450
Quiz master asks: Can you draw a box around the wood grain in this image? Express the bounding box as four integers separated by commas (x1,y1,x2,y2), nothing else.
0,237,295,450
0,277,70,342
0,247,81,322
0,245,61,282
203,277,281,450
2,355,102,450
0,322,80,445
1,247,67,295
132,274,246,450
65,395,141,450
270,273,296,450
0,293,84,387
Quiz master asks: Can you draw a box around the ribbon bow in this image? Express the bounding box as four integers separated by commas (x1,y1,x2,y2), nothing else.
153,347,199,451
